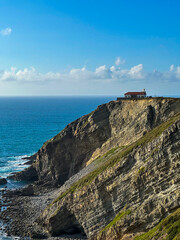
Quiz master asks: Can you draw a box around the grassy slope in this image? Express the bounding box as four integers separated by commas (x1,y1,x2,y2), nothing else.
134,208,180,240
101,208,131,232
98,208,180,240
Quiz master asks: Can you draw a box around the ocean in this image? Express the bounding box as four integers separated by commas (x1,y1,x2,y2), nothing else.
0,96,115,188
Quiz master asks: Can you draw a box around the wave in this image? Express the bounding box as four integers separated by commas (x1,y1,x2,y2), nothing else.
0,154,34,190
0,155,32,178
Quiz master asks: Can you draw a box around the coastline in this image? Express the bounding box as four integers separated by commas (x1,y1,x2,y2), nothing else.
0,159,93,239
0,184,88,239
0,156,32,239
0,184,57,239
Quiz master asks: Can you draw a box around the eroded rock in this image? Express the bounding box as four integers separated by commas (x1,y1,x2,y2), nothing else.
10,98,180,187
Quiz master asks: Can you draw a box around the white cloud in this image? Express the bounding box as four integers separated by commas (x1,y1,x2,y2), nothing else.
69,67,94,80
176,66,180,79
0,64,180,84
0,67,62,82
170,64,175,71
110,66,115,72
95,65,112,79
0,27,12,36
115,57,125,66
129,64,143,79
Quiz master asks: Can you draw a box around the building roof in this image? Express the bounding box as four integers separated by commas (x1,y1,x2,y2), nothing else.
124,91,146,95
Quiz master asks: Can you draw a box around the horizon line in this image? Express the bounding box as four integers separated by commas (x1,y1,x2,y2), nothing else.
0,94,179,98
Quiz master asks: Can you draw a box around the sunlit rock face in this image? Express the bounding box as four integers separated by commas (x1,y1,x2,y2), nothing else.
11,98,180,188
38,117,180,239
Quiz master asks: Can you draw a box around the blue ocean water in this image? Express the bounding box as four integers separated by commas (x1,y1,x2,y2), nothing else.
0,96,115,184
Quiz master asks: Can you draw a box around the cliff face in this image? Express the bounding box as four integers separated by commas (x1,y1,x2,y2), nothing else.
39,114,180,239
7,98,180,239
11,98,180,187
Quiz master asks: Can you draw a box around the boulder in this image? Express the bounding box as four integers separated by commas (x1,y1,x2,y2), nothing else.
0,178,7,185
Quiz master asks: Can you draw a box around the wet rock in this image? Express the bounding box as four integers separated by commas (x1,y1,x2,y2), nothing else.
22,154,36,161
5,184,34,197
8,165,38,181
0,178,7,185
23,159,33,165
29,230,47,239
19,184,34,196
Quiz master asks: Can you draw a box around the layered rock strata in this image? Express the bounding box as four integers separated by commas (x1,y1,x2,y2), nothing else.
10,98,180,188
38,113,180,239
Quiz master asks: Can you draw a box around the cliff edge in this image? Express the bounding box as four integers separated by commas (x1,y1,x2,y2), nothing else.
10,98,180,187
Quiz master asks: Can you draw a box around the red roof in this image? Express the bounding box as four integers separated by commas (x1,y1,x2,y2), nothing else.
124,92,146,95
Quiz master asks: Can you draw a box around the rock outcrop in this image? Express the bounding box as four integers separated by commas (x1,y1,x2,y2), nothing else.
0,178,7,185
38,113,180,239
10,98,180,188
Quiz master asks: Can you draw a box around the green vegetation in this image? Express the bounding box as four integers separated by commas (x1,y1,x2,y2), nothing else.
104,146,119,156
134,166,146,181
134,208,180,240
52,112,180,204
94,146,125,166
103,146,126,158
101,208,131,232
138,166,145,174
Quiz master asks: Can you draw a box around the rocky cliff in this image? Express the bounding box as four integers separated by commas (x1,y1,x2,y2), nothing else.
37,111,180,239
8,98,180,240
10,98,180,188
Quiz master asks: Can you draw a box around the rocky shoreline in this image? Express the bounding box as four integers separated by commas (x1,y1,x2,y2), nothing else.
0,145,106,239
0,183,87,239
0,156,97,239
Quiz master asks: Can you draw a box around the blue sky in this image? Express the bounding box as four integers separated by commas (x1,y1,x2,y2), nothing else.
0,0,180,96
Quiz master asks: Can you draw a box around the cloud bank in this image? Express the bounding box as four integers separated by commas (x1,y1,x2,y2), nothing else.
0,27,12,36
0,62,180,84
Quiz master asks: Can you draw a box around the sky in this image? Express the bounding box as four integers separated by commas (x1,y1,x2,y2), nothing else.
0,0,180,96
